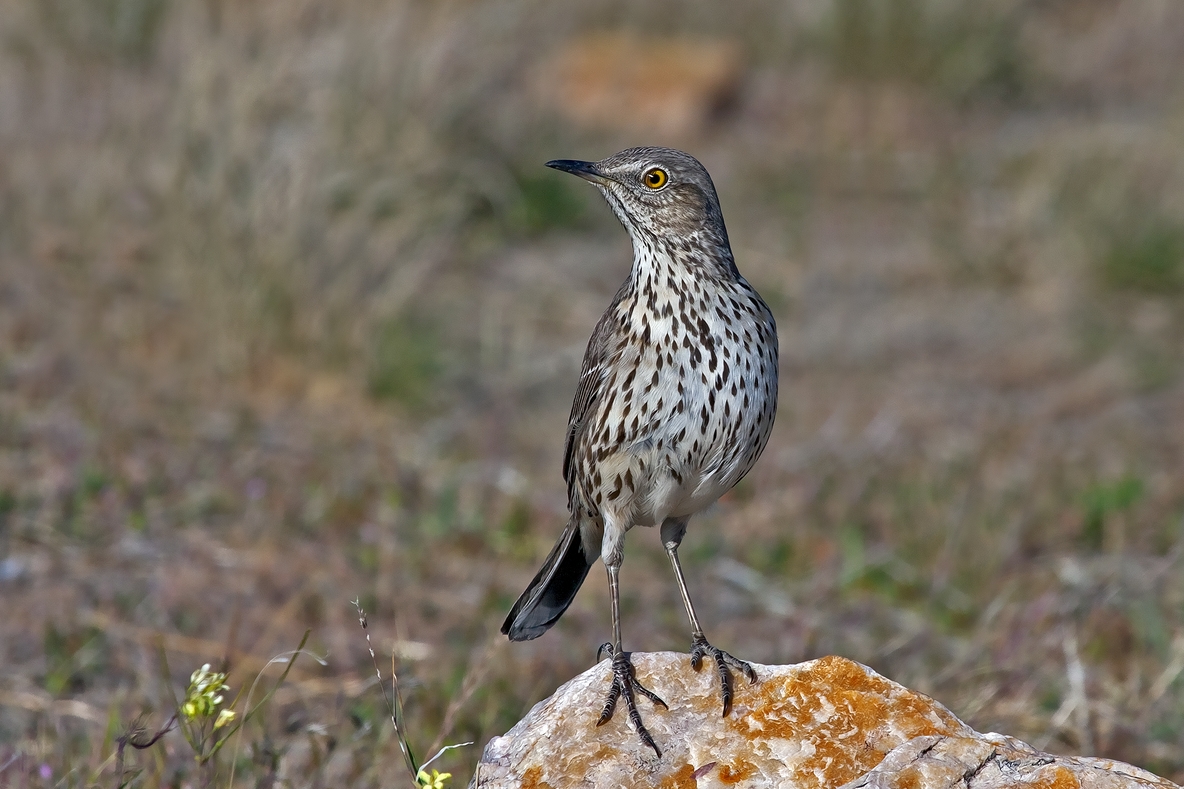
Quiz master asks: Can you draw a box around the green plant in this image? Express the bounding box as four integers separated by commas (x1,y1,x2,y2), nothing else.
116,632,316,789
178,664,236,766
1099,218,1184,293
1081,476,1144,551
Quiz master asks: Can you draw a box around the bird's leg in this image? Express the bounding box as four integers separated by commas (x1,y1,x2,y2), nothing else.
596,554,667,757
661,518,757,717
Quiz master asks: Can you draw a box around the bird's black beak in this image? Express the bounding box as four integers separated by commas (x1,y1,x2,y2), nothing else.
546,159,611,186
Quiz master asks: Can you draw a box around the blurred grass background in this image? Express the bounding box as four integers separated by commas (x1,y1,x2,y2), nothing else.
2,0,1184,785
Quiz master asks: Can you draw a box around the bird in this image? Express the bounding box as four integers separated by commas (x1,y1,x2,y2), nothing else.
501,146,779,757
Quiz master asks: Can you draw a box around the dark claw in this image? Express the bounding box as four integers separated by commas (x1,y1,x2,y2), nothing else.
690,634,756,717
596,647,667,757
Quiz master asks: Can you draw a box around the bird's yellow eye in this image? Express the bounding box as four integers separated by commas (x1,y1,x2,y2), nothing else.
642,167,668,190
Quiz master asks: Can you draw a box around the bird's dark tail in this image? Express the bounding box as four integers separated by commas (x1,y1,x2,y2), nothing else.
501,519,594,641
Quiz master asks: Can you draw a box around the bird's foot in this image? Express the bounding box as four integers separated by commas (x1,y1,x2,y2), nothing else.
596,643,667,757
690,634,757,717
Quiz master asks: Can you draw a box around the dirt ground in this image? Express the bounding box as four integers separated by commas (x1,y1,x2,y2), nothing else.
1,1,1183,786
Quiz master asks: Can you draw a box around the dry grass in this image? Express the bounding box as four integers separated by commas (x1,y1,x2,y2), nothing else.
1,0,1184,785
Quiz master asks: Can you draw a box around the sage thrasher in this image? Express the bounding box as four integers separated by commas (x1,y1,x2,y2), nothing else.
501,147,779,756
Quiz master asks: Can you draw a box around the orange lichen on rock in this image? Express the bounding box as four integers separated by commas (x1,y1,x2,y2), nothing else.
1030,766,1083,789
718,758,757,784
728,656,967,789
658,764,698,789
894,763,925,789
520,766,554,789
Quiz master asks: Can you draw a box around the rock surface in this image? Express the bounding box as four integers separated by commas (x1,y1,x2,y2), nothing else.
472,653,1178,789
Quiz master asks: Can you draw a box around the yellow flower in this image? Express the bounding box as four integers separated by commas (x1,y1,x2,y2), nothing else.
182,664,232,721
214,709,237,729
417,768,452,789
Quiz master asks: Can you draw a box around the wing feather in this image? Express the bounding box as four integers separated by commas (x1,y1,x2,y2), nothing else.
562,285,629,496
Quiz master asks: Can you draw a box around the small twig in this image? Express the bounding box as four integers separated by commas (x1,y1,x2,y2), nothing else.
117,714,178,786
420,742,474,772
0,752,22,776
353,598,420,785
1063,631,1093,753
1148,633,1184,703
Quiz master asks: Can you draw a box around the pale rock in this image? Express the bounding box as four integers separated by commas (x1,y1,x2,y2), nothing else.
472,653,1178,789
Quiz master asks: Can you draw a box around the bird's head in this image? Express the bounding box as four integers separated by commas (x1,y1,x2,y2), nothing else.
546,147,731,250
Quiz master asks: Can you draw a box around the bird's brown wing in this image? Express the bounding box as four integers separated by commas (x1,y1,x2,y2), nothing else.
562,292,625,499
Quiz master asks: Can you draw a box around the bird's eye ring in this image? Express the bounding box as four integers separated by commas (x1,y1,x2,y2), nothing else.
642,167,669,190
